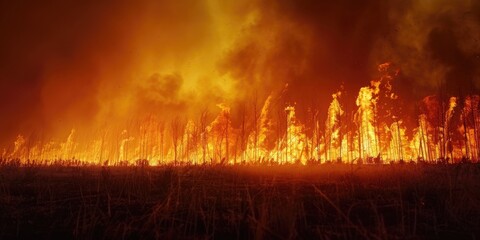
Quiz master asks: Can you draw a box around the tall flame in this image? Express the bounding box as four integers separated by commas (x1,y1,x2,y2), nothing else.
2,64,479,165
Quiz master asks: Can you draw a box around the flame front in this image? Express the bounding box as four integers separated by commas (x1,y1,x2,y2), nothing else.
3,63,480,166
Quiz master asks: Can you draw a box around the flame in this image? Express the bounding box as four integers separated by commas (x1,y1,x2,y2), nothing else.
325,91,344,161
355,85,378,160
2,64,479,166
283,106,307,164
10,135,26,159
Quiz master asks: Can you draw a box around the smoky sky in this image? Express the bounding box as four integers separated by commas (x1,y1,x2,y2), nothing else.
0,0,479,146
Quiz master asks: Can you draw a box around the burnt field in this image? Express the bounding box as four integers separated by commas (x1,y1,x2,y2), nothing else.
1,164,480,239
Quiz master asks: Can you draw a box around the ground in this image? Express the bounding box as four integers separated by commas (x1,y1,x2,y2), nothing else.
1,163,480,239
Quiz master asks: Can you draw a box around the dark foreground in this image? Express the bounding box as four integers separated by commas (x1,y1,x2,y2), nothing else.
1,164,480,239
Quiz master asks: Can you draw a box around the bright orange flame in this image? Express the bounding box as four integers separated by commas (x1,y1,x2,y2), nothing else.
3,64,479,166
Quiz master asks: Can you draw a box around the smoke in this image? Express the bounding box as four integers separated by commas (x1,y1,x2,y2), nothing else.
0,0,479,146
0,0,240,144
220,0,393,110
372,0,480,96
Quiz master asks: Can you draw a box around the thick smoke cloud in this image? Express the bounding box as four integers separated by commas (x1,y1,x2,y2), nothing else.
373,0,480,96
220,0,393,111
0,0,479,146
0,0,228,144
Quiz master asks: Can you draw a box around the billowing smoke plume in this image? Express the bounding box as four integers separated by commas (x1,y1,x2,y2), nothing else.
0,0,479,146
373,0,480,97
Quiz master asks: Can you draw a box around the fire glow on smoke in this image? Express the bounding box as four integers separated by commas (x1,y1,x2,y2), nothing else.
1,1,479,165
4,63,480,165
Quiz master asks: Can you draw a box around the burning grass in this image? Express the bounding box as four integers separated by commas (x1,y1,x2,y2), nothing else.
4,64,480,167
1,163,480,239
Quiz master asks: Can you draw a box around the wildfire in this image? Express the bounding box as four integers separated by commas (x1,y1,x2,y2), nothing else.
2,63,479,166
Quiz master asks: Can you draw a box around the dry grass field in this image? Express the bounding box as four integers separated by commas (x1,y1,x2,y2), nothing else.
1,163,480,239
